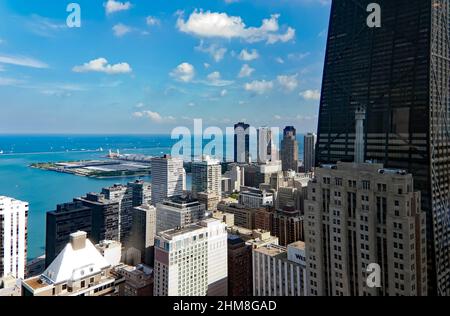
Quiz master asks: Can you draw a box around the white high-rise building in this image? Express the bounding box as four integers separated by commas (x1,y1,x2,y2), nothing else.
253,241,307,296
192,156,222,197
257,127,278,163
234,122,250,163
303,133,317,173
0,196,28,280
154,218,228,296
151,155,185,206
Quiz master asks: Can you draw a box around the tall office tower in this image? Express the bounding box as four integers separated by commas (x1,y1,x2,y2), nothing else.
227,235,252,296
128,205,156,266
128,180,152,206
257,127,278,163
316,0,450,295
192,156,222,197
151,155,185,206
223,164,244,193
234,122,251,163
101,181,152,246
280,126,299,172
75,192,120,244
153,219,228,296
155,195,206,233
0,197,28,280
22,232,123,296
271,207,305,246
252,242,307,296
45,201,92,267
303,133,317,172
304,162,428,296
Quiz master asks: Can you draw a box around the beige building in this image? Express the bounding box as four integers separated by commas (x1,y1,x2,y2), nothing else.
305,162,427,296
21,232,123,296
252,242,307,296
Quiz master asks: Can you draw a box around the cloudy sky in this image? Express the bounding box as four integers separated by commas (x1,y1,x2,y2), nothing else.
0,0,331,134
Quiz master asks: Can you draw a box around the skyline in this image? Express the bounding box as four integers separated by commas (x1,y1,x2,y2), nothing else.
0,0,331,134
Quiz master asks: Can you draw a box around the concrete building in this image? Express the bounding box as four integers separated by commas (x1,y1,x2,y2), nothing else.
26,255,46,278
154,219,228,296
128,205,156,266
223,164,244,193
151,155,185,206
197,192,221,212
305,162,428,296
217,202,254,229
257,127,278,163
212,211,235,227
227,235,252,296
156,195,206,233
74,193,120,247
243,161,282,188
0,274,21,296
303,133,317,173
280,126,299,172
271,207,304,246
239,187,274,209
234,122,250,163
114,264,153,296
192,156,222,197
46,201,92,267
253,242,307,296
22,232,124,296
0,196,28,280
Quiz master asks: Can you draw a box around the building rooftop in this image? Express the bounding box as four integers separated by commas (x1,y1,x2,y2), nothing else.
255,244,287,257
41,231,110,285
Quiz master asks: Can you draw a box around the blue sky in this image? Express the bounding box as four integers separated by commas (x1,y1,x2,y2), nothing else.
0,0,331,134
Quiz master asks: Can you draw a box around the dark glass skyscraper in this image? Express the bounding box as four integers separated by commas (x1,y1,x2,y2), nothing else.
316,0,450,295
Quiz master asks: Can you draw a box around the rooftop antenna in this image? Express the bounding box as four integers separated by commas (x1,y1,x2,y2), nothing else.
354,106,366,164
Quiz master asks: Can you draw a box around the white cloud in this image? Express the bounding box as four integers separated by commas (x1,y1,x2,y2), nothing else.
177,11,295,44
275,57,285,64
0,65,4,72
105,0,132,15
133,110,176,123
277,74,298,91
195,41,227,62
274,115,282,120
288,52,310,61
239,49,259,61
73,58,132,74
0,54,48,69
146,16,160,26
170,62,195,82
238,64,255,78
113,23,132,37
300,89,321,100
244,80,273,95
220,89,228,97
135,102,145,108
203,63,211,69
205,71,234,87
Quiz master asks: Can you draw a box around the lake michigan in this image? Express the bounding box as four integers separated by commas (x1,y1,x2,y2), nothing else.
0,134,304,261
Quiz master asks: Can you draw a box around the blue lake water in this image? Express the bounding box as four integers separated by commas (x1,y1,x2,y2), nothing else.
0,134,304,260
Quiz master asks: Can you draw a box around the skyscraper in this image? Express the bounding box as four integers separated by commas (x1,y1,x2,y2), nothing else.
316,0,450,295
0,196,28,280
257,127,278,163
45,201,92,267
303,133,317,172
234,122,250,163
305,162,428,296
153,219,228,296
280,126,299,172
191,156,222,198
151,155,185,206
